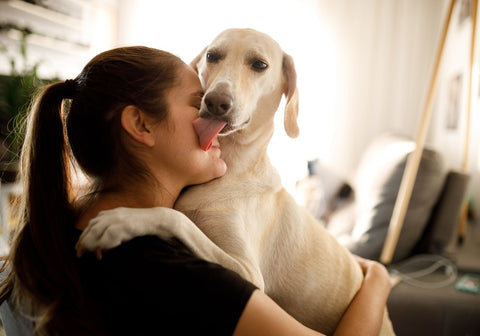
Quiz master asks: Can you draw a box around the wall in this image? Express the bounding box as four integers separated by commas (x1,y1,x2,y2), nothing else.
322,0,480,218
115,0,338,193
115,1,480,212
320,0,448,175
3,0,477,214
324,0,480,218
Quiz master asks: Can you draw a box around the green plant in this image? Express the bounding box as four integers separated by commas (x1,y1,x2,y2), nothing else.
0,24,46,163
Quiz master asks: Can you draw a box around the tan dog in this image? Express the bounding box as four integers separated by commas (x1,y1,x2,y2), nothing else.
77,28,394,335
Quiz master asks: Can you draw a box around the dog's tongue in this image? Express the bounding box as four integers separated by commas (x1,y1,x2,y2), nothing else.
193,117,227,151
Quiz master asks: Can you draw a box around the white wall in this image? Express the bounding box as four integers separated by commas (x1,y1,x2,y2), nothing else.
321,0,480,217
116,1,480,214
115,0,338,193
320,0,448,176
8,0,477,211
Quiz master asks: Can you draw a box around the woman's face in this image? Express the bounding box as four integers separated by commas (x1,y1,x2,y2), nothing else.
151,64,227,190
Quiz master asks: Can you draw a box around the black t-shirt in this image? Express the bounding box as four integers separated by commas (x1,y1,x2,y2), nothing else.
75,229,257,336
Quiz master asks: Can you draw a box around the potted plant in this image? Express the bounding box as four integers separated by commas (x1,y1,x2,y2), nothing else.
0,24,50,182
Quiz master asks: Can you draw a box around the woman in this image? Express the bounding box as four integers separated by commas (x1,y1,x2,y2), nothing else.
0,46,391,335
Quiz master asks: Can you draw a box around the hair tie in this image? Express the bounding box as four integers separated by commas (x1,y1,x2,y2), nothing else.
63,79,77,99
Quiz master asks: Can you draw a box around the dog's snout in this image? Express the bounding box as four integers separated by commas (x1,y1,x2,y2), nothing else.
204,91,233,117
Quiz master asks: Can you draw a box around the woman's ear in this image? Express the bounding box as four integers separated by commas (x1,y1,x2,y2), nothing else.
120,105,155,147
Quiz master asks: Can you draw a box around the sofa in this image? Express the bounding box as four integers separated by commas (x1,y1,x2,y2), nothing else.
298,133,469,262
297,133,480,335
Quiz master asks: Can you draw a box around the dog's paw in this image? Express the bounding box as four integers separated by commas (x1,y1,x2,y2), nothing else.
76,207,146,258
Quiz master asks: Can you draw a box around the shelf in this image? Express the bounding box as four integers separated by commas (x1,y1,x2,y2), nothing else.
0,0,116,78
0,0,92,46
2,27,89,53
1,0,84,30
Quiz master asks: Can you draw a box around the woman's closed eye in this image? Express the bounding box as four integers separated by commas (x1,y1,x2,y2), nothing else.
190,92,204,110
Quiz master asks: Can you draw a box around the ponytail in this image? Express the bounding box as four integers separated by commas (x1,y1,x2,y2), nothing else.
0,81,87,334
0,46,184,335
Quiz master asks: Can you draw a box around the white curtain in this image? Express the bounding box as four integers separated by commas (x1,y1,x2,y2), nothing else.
319,0,449,178
324,0,480,216
116,0,480,207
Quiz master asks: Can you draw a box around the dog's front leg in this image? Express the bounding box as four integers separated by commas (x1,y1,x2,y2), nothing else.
75,207,264,289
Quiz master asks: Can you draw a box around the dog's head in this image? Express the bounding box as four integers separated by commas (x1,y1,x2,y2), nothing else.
191,28,299,138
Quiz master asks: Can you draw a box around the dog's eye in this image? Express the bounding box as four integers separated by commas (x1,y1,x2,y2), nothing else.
252,60,268,72
206,52,220,63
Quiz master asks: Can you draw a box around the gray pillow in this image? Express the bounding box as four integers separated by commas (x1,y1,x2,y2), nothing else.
331,134,446,262
414,170,470,254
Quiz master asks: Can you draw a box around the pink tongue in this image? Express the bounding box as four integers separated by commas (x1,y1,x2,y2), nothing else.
192,117,227,151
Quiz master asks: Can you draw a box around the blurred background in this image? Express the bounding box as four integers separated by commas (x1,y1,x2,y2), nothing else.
0,0,478,219
2,3,480,333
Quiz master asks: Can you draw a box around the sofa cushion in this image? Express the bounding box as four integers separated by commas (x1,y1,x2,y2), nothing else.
328,134,446,262
414,170,470,254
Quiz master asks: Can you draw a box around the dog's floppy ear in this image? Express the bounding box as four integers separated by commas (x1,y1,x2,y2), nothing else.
190,47,207,74
283,53,299,138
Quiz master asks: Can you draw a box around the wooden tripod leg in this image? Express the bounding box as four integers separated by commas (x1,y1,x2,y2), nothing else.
458,204,468,245
457,0,478,245
380,0,457,265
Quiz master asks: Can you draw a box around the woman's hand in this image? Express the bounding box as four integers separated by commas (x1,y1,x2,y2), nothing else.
355,255,392,292
332,255,392,336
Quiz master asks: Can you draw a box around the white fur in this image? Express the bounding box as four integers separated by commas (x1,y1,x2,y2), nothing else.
77,28,394,335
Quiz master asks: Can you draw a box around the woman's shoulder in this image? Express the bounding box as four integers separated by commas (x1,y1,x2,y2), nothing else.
104,234,194,264
74,227,240,285
74,226,192,266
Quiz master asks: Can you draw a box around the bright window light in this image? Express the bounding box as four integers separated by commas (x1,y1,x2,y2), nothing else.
118,0,337,194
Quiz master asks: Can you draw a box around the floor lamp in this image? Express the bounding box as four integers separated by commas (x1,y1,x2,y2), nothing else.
380,0,478,265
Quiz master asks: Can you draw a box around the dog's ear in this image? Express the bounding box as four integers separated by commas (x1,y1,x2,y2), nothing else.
283,53,299,138
190,47,207,74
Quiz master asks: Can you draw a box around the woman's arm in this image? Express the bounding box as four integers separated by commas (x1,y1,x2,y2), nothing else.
233,290,324,336
333,256,392,335
233,257,391,336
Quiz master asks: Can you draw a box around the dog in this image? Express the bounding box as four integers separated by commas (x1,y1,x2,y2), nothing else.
77,28,395,335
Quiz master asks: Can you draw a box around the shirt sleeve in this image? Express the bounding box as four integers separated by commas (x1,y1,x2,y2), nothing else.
80,235,257,336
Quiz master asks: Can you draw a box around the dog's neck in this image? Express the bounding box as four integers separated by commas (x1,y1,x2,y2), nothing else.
175,119,281,210
219,119,279,183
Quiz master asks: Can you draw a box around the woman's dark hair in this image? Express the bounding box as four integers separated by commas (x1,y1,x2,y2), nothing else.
0,46,184,335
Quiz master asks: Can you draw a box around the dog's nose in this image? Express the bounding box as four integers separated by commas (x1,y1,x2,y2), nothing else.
204,91,233,116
